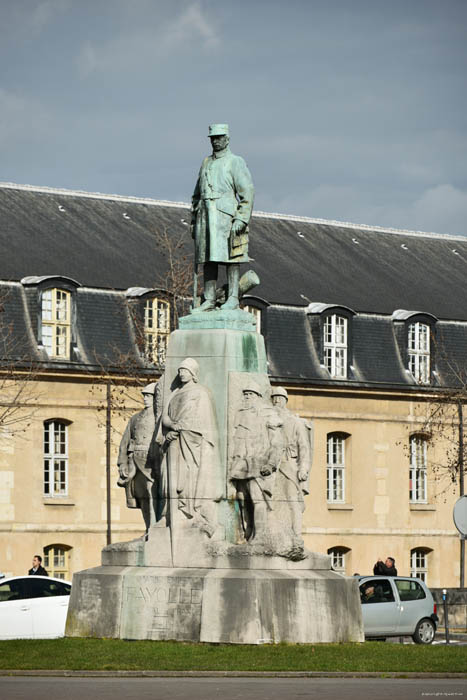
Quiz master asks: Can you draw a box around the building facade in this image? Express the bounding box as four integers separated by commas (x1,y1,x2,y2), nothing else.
1,182,465,585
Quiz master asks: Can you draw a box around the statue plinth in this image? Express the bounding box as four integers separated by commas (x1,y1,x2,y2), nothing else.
66,317,364,643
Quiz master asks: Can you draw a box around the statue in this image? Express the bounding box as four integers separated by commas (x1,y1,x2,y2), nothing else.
161,357,223,536
229,381,283,542
191,123,255,312
270,387,313,546
117,382,159,532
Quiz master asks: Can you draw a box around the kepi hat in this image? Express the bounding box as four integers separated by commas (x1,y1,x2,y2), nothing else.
208,123,229,137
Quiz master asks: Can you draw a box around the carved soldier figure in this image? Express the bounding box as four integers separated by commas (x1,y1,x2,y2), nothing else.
117,382,158,532
161,358,223,536
229,381,283,542
271,387,313,543
191,123,255,312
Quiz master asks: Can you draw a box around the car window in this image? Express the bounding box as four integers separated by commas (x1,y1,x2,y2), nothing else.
0,579,26,602
395,579,426,602
23,578,69,599
360,579,395,604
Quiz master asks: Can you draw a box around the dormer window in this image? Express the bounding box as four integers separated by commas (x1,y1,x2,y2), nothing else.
408,322,430,384
392,310,437,386
242,304,261,333
144,297,170,366
41,289,71,359
324,314,348,379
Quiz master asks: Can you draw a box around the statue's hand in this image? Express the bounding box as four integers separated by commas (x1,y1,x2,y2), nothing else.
260,465,272,476
298,468,308,482
231,219,245,236
165,430,179,443
227,480,237,501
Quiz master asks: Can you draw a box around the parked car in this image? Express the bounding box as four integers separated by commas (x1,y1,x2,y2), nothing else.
358,575,438,644
0,575,71,639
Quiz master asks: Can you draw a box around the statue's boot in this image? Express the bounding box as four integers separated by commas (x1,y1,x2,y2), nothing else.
192,279,216,312
221,264,240,310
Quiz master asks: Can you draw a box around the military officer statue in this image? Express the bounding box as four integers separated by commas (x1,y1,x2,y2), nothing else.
191,124,255,312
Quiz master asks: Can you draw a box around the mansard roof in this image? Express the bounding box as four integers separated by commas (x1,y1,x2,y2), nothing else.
1,182,467,321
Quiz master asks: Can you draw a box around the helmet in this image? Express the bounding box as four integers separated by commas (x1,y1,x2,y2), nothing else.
271,386,288,401
141,382,157,395
208,123,229,137
178,357,200,381
242,380,262,396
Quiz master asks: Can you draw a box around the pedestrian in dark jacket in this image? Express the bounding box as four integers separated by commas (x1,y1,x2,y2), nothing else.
28,554,48,576
373,556,397,576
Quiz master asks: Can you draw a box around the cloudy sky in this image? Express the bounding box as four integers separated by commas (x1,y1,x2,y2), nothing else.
1,0,466,235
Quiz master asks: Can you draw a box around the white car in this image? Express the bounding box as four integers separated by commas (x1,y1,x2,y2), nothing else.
0,575,71,639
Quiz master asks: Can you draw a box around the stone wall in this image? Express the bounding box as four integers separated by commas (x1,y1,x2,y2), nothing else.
431,588,467,631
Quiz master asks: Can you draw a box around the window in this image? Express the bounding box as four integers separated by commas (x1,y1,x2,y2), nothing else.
408,322,430,384
411,548,430,582
327,433,347,503
324,315,347,378
395,579,426,602
43,421,68,497
410,435,427,503
41,288,71,359
144,298,170,365
43,545,71,580
360,579,395,604
242,305,261,333
328,546,349,574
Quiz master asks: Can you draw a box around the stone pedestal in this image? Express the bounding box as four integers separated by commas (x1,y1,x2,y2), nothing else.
66,565,364,644
66,309,364,643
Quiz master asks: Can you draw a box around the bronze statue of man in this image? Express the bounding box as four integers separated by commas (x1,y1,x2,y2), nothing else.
191,124,255,312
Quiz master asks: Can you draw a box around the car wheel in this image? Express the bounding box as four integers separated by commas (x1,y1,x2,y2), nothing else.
412,618,435,645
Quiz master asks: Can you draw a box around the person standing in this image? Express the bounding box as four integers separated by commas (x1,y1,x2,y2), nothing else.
373,556,398,576
191,123,255,312
28,555,48,576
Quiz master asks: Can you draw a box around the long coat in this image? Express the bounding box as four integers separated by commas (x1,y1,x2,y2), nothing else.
192,148,254,264
117,408,156,508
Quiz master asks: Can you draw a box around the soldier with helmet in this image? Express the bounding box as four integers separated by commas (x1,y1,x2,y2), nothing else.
229,381,283,542
271,386,313,543
117,382,159,532
191,123,255,312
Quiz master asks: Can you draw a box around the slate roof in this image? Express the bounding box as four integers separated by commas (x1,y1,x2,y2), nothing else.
1,182,467,321
1,182,466,390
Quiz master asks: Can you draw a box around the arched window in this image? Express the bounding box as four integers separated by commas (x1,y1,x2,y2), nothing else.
41,288,71,358
43,420,69,496
144,297,170,366
410,547,432,583
43,544,72,580
327,432,349,503
324,314,348,378
409,435,428,503
328,546,350,575
408,321,430,384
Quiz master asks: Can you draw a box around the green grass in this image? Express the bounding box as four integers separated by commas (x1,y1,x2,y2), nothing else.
0,639,465,673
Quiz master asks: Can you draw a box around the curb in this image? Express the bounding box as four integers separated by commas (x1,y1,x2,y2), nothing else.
1,670,466,679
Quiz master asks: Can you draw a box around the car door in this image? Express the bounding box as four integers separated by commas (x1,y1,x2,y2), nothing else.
394,578,430,635
0,578,34,639
22,577,71,638
359,578,399,636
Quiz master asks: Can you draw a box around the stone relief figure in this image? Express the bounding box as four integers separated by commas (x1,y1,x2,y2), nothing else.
271,387,313,548
117,382,159,532
191,123,255,312
161,358,223,536
229,381,283,542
